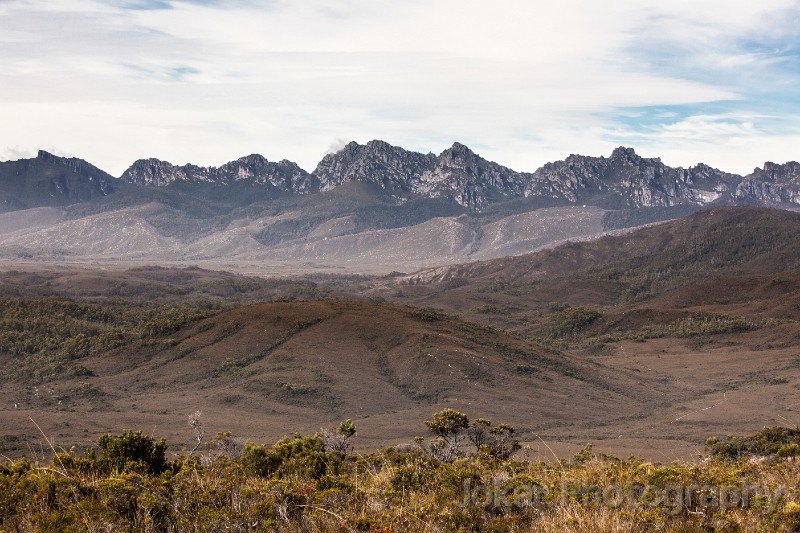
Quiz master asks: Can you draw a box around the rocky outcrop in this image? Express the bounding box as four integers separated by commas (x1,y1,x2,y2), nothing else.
416,142,528,209
524,147,740,208
313,141,756,210
314,140,436,194
734,162,800,205
120,154,317,194
314,141,530,208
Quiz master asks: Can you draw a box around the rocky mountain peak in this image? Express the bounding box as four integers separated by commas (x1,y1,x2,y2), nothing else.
415,143,530,209
121,158,180,186
235,154,268,165
757,161,800,184
364,139,394,152
120,154,315,194
732,160,800,205
34,150,106,178
314,140,436,193
609,146,638,160
439,142,478,164
0,150,116,212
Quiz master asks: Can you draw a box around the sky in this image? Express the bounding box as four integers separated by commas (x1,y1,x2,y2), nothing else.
1,0,799,177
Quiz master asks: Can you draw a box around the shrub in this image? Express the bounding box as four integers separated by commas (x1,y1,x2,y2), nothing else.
426,409,469,462
708,426,800,459
97,430,169,475
239,443,275,477
466,419,520,460
550,307,602,338
239,434,332,480
322,419,357,454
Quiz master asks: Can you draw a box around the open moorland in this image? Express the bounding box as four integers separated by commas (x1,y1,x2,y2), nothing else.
2,206,800,531
0,206,798,465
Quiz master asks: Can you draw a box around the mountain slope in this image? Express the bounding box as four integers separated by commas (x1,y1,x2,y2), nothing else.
401,206,800,288
379,207,800,348
0,151,116,212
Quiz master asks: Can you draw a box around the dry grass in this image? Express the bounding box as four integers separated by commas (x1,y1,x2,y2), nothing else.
2,426,800,532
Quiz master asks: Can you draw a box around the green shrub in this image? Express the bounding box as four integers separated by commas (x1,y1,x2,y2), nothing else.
708,426,800,459
239,443,270,477
97,430,169,475
239,434,332,480
409,308,444,322
777,444,800,458
551,307,602,338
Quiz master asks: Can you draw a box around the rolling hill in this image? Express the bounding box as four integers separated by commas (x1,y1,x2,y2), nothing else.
0,299,664,456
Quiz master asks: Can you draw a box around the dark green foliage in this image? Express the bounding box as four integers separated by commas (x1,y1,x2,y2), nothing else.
708,426,800,459
426,408,469,441
426,409,470,462
424,409,520,462
240,434,332,480
488,424,521,460
0,297,213,384
550,306,602,338
239,443,276,477
466,419,521,460
97,430,169,475
409,307,444,322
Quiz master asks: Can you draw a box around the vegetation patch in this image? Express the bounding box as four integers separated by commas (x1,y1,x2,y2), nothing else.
408,307,445,322
550,306,602,338
708,426,800,459
3,420,800,531
0,298,214,384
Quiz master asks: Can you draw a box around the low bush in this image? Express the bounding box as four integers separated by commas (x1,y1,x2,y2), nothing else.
2,423,800,531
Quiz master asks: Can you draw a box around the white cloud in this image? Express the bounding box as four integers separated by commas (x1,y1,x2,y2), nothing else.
603,112,800,172
0,0,798,176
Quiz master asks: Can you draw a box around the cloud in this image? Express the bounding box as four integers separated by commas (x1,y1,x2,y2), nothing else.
1,146,36,161
0,0,798,176
322,138,351,157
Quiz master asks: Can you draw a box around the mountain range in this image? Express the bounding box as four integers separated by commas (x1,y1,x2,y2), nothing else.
0,142,798,271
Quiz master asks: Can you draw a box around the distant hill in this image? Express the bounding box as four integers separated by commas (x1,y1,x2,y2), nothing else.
402,206,800,289
384,206,800,346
